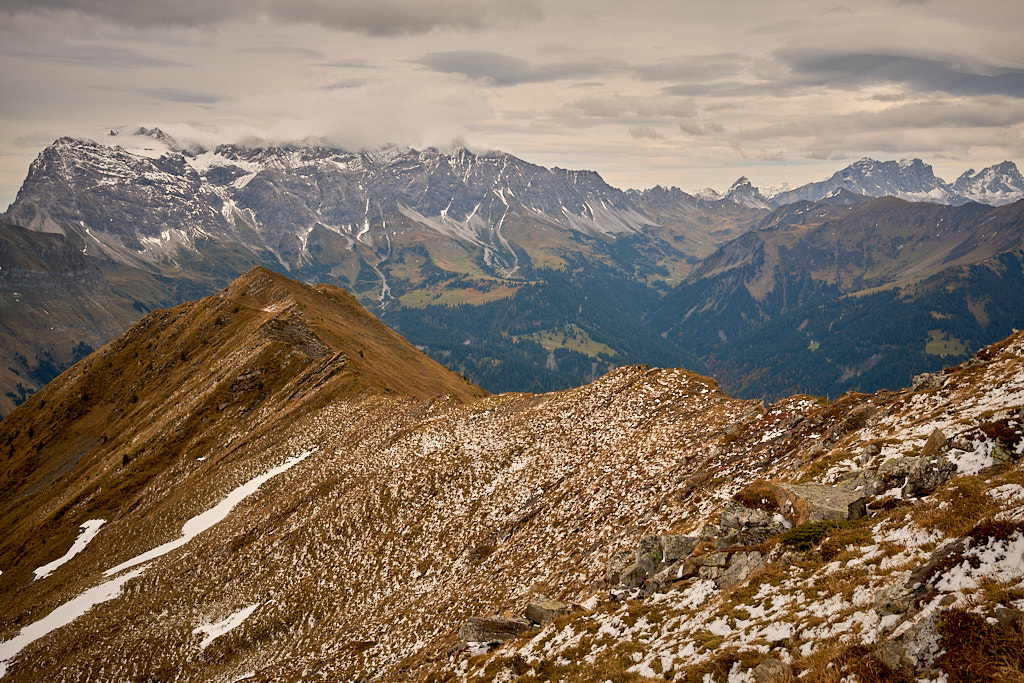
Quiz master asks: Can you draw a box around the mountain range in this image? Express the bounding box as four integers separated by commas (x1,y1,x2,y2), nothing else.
0,266,1021,681
2,130,1024,416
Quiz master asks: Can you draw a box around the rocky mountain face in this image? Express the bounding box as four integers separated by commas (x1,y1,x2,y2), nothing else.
0,132,766,412
771,158,1024,207
2,134,1024,414
953,161,1024,206
0,268,1021,682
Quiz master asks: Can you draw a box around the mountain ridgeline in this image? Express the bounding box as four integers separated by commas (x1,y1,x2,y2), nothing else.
0,266,1022,681
2,130,1024,413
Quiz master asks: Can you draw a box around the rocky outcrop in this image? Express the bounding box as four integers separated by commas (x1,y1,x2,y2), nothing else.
875,615,943,676
877,454,955,497
524,597,570,626
458,616,533,644
752,657,793,683
772,483,866,525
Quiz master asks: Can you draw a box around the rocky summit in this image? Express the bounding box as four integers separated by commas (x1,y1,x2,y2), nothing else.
0,270,1023,682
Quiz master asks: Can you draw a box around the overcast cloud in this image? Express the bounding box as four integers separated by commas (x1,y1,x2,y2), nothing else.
1,0,1022,207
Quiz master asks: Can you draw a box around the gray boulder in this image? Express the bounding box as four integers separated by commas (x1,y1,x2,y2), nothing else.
752,658,793,682
661,535,700,562
458,616,532,643
525,596,569,626
718,551,764,588
875,614,943,676
636,534,664,577
773,484,866,525
878,455,955,497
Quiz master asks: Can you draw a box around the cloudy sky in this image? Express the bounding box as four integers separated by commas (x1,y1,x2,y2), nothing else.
1,0,1023,208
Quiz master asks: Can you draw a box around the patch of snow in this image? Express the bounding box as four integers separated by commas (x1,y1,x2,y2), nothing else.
0,567,146,676
106,449,313,576
934,532,1024,592
194,603,260,650
33,519,105,581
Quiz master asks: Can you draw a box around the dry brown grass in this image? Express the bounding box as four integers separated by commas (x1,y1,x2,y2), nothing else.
915,475,999,537
791,640,911,683
936,608,1024,683
733,480,781,513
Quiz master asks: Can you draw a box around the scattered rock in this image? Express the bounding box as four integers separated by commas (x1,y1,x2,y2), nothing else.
661,535,700,562
458,616,532,644
912,372,945,391
878,455,955,497
636,534,664,577
773,483,866,525
919,429,947,458
875,614,943,676
718,551,763,588
752,657,793,682
524,596,569,626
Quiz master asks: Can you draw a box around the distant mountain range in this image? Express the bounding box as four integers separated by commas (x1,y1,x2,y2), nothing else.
769,157,1024,207
1,129,1023,415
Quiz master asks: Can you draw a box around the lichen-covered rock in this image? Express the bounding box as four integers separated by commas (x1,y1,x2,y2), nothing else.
636,534,664,577
458,616,532,643
718,551,763,588
878,455,955,497
752,657,793,682
773,483,866,525
525,596,569,626
661,535,700,562
875,614,943,676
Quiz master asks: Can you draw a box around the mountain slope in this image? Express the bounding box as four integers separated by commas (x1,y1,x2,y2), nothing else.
0,221,187,418
0,269,1021,681
652,197,1024,398
0,267,485,601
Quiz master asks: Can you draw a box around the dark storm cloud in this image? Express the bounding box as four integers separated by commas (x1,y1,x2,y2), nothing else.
416,50,610,86
1,0,542,36
779,49,1024,98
